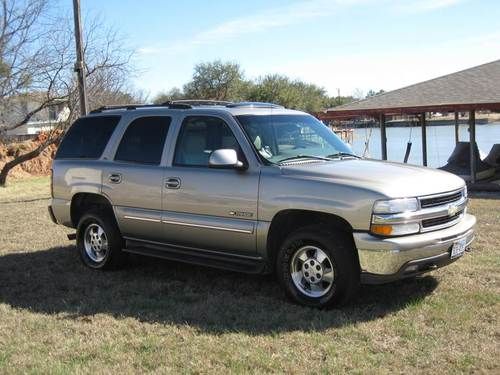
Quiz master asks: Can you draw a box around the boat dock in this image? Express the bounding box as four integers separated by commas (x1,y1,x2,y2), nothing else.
318,60,500,190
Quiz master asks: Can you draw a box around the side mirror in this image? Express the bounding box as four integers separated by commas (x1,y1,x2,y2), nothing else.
209,149,246,170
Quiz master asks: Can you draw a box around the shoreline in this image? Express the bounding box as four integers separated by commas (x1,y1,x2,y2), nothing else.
338,118,499,128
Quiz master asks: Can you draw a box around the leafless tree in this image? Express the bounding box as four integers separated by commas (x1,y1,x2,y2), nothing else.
0,0,135,186
352,88,365,101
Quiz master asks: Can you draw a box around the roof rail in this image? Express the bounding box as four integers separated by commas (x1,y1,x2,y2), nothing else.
89,102,192,114
169,99,234,106
226,102,283,109
89,100,284,114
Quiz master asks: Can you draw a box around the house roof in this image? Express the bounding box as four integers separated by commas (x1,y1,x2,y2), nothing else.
319,59,500,119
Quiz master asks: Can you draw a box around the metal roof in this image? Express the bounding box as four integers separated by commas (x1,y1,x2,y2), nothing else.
320,59,500,119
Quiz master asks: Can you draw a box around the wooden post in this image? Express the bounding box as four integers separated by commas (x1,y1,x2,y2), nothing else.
469,110,476,184
380,113,387,160
454,111,459,144
420,112,427,166
73,0,88,115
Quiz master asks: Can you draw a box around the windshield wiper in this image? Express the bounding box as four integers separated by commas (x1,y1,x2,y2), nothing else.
277,155,332,164
326,152,360,159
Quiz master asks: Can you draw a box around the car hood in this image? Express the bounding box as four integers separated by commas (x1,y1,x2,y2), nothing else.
280,159,465,198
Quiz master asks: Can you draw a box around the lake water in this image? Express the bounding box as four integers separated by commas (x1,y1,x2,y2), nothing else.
349,122,500,168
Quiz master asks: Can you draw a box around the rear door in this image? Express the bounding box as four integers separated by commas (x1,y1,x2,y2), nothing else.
101,115,172,243
162,115,260,256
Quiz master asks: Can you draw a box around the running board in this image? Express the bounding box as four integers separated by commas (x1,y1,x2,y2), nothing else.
123,240,266,274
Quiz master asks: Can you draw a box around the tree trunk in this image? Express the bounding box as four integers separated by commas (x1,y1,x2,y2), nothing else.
0,140,56,186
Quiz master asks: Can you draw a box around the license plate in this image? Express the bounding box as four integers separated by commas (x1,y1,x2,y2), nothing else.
451,238,467,259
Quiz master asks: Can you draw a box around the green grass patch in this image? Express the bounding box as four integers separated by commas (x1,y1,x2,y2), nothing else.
0,176,50,203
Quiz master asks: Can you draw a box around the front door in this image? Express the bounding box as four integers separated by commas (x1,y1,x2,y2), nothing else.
163,115,259,255
101,115,171,243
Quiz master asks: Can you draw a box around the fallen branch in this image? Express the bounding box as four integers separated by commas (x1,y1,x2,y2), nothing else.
0,135,59,186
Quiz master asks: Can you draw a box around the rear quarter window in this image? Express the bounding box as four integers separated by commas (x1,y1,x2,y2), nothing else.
55,116,120,159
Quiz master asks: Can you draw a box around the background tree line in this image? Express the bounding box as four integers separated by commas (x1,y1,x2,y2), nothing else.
153,60,363,113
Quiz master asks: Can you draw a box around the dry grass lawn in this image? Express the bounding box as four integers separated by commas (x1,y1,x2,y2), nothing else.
0,177,499,373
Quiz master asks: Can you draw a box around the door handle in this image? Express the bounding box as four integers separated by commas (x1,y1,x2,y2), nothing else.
165,177,181,189
108,173,122,184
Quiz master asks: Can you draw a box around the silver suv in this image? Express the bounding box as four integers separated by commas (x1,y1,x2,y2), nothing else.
49,101,476,308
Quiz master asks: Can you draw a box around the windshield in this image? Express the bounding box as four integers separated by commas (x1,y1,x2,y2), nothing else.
236,114,355,164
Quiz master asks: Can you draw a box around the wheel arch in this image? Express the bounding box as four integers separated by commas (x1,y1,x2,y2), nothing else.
70,192,116,228
266,209,356,266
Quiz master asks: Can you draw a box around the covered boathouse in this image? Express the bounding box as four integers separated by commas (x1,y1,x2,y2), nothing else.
318,59,500,188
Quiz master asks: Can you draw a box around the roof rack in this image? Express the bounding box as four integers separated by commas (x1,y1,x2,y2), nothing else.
89,102,192,114
169,99,234,106
226,102,283,109
89,100,284,114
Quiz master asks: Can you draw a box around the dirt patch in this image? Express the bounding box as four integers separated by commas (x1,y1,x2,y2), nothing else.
0,133,58,179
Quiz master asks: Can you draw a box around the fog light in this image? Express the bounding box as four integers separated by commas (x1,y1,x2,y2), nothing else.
370,223,420,236
405,264,419,272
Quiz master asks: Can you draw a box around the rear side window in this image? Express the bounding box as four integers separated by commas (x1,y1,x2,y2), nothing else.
56,116,120,159
114,116,171,165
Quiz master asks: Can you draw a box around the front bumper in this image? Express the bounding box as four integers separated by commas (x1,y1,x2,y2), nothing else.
354,213,476,284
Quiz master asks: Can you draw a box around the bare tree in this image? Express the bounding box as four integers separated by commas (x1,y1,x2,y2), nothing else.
352,88,365,101
0,0,134,186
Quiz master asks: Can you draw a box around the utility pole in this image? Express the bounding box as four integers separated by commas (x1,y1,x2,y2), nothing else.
72,0,88,115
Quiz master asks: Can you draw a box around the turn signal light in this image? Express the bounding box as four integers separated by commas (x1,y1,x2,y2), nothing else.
370,222,420,236
370,224,393,236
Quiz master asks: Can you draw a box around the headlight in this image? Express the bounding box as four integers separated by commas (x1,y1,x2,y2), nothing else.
373,198,418,214
463,186,468,198
371,197,420,236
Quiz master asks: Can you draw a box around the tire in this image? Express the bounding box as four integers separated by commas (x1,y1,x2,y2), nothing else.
276,225,359,308
76,209,126,270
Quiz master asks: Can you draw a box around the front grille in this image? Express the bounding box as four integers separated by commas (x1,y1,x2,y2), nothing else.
420,190,463,208
422,210,463,228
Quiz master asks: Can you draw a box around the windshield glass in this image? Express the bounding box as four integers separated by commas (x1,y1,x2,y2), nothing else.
236,114,354,164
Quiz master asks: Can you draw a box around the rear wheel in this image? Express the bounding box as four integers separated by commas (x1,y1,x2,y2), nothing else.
77,210,126,269
276,225,359,308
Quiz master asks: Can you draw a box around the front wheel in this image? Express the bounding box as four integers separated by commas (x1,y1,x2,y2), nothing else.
276,226,359,308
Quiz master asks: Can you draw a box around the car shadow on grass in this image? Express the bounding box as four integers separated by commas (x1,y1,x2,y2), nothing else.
0,246,439,334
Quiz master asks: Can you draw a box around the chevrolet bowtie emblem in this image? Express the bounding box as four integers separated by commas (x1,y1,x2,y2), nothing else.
448,204,459,216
